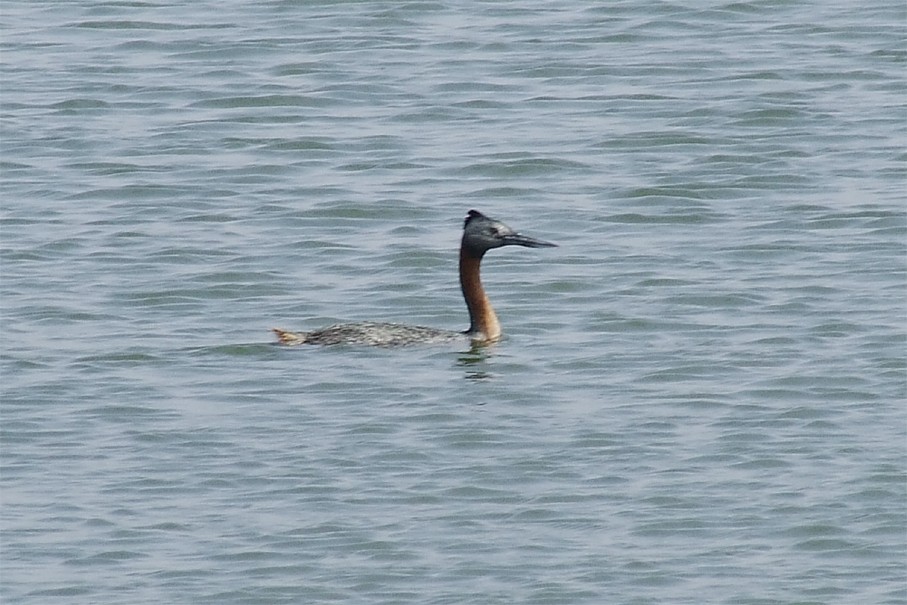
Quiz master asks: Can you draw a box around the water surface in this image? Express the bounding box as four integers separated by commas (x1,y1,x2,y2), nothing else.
2,1,905,603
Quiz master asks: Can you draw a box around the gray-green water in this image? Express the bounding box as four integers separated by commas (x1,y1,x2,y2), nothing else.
2,2,905,603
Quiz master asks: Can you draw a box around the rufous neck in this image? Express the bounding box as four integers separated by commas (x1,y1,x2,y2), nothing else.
459,247,501,342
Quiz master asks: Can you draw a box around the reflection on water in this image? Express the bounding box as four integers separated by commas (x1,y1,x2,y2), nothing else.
457,342,494,381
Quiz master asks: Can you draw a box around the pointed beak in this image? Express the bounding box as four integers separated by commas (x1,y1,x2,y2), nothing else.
501,233,558,248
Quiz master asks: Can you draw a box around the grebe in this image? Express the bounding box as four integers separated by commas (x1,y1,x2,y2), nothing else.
272,209,556,347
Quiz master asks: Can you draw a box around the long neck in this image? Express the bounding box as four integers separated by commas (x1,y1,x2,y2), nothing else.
459,247,501,342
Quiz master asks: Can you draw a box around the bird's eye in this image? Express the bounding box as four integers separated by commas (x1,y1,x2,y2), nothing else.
488,227,501,237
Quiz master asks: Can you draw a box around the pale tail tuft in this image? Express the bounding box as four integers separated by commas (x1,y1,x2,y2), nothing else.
272,328,307,346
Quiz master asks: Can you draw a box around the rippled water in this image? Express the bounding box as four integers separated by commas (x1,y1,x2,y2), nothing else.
2,1,905,603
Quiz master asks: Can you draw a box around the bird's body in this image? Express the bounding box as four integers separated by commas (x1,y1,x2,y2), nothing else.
272,210,556,347
273,322,463,347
